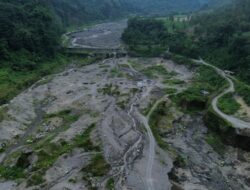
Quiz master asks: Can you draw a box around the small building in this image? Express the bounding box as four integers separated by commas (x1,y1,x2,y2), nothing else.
201,90,210,96
137,79,150,88
173,15,191,22
224,70,234,75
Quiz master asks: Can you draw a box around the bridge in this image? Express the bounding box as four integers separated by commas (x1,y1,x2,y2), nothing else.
62,47,127,58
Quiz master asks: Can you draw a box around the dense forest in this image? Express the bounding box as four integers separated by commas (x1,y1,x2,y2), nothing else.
0,0,216,104
0,0,232,63
0,0,241,104
122,0,250,84
0,0,61,70
191,0,250,83
47,0,211,26
0,0,223,68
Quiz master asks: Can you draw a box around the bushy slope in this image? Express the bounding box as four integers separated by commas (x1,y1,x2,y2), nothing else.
200,0,232,9
122,0,250,84
0,0,61,66
47,0,211,26
47,0,130,26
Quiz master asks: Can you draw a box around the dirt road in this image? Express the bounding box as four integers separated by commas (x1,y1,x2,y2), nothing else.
198,59,250,129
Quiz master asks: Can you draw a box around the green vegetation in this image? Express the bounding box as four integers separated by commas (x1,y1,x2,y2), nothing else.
34,123,97,171
27,172,45,187
164,53,198,68
0,106,7,122
0,0,62,68
0,166,26,180
172,66,226,112
143,102,154,116
116,97,129,109
206,133,226,155
106,178,115,190
43,0,207,28
122,17,197,57
148,101,173,149
235,80,250,106
123,0,250,84
110,67,124,78
0,56,94,105
163,88,178,94
73,123,100,151
141,65,171,79
0,56,62,104
34,143,71,172
204,108,235,143
174,154,187,168
45,109,79,124
218,93,240,115
157,17,188,33
98,84,120,96
122,18,169,56
18,119,98,185
82,153,110,177
188,0,250,83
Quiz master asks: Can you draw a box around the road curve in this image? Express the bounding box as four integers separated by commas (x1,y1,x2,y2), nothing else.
197,59,250,129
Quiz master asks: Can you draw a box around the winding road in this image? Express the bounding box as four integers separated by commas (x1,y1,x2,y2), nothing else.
197,59,250,129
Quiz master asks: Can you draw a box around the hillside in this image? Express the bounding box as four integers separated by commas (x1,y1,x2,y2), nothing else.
1,0,250,190
47,0,215,26
123,0,250,84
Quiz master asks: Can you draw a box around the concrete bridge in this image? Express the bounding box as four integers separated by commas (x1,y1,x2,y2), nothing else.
63,47,127,58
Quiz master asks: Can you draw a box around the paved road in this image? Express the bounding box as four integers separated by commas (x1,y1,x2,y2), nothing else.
198,59,250,129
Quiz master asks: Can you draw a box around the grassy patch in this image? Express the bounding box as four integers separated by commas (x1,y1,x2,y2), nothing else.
0,166,26,180
98,84,120,96
26,172,45,187
218,93,240,115
34,123,97,172
206,133,226,155
171,86,207,113
116,99,128,110
174,154,187,168
141,65,170,79
235,80,250,106
0,56,93,105
163,79,185,85
156,16,188,33
82,153,110,177
128,60,143,71
128,45,167,57
109,67,125,78
73,123,100,151
163,88,178,94
110,68,119,77
143,101,154,116
25,120,97,186
0,106,7,122
164,53,198,68
106,178,115,190
45,109,79,124
34,143,72,171
148,101,172,149
171,65,227,113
